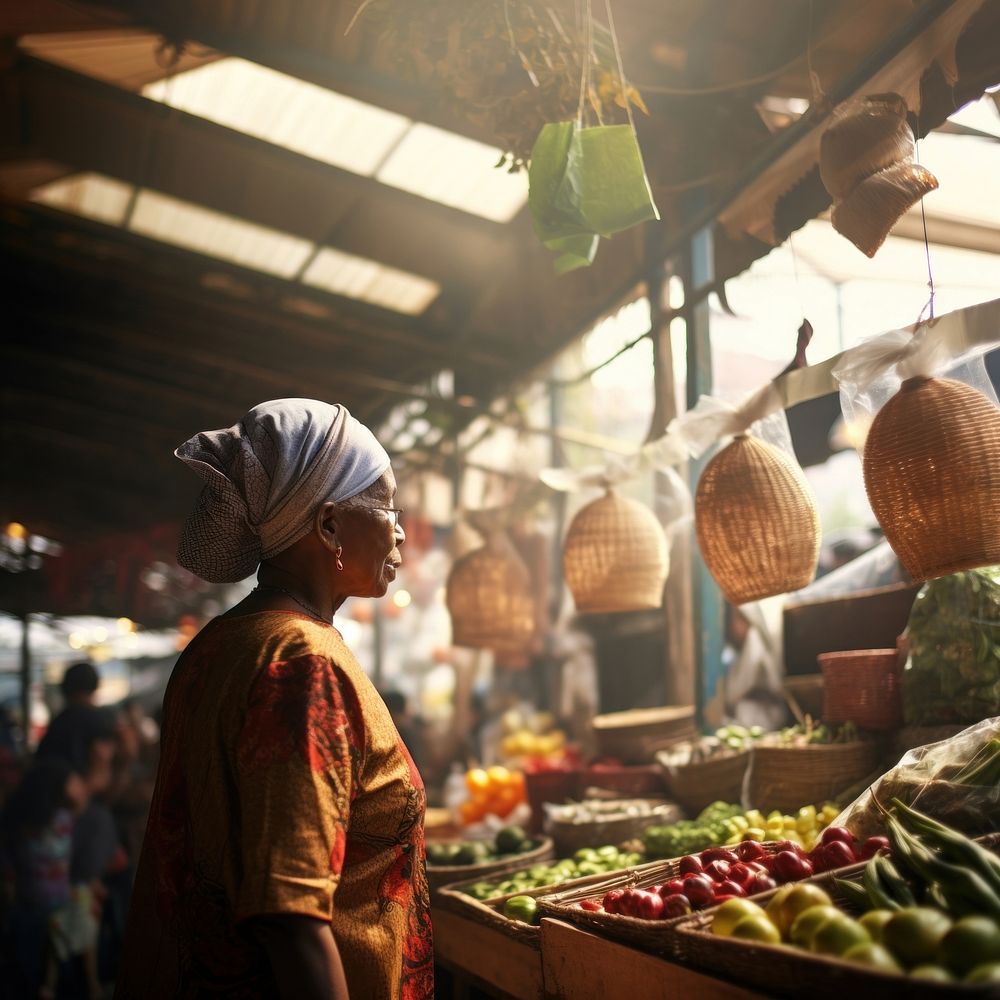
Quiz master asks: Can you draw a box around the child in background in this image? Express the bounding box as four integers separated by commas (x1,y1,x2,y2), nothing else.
1,758,97,999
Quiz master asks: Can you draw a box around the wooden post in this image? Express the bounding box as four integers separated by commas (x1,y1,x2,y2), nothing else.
683,225,725,728
647,259,695,708
19,612,31,755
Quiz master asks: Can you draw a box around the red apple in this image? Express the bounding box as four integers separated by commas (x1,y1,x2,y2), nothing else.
820,826,855,847
679,855,704,876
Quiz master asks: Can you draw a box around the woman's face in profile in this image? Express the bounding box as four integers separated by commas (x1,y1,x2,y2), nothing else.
338,469,404,599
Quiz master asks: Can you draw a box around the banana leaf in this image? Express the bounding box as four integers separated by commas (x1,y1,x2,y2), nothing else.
528,121,659,271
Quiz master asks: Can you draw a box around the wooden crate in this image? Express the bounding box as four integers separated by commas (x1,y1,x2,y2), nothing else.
433,907,543,1000
783,582,919,676
540,919,766,1000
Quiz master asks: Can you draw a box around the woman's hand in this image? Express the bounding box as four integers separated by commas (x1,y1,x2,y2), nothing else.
250,914,349,1000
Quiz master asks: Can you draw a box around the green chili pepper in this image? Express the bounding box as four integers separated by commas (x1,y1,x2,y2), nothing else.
892,798,1000,896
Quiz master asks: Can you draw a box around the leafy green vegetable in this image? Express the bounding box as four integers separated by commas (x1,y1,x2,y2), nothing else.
903,567,1000,724
528,121,659,271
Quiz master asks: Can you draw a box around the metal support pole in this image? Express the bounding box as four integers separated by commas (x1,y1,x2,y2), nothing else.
684,226,725,729
20,612,31,755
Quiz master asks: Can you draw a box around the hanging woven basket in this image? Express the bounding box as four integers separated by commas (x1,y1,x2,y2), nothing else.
563,491,669,614
446,532,536,655
695,435,821,605
863,375,1000,581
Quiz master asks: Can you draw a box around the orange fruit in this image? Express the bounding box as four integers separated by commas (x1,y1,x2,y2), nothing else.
487,765,511,788
465,768,490,795
459,799,485,824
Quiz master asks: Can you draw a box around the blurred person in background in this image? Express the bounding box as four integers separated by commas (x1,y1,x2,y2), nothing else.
1,758,99,1000
382,690,425,772
117,399,431,1000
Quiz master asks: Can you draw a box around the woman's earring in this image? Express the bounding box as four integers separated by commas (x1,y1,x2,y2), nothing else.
335,545,344,572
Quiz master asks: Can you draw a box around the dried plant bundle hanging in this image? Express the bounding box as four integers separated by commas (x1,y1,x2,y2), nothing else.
819,93,938,258
862,375,1000,581
695,435,820,605
563,490,669,613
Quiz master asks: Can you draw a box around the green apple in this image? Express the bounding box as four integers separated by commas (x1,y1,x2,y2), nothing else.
811,914,871,956
730,914,782,945
769,884,833,939
858,909,895,944
843,942,902,973
789,905,841,948
883,908,952,968
938,916,1000,975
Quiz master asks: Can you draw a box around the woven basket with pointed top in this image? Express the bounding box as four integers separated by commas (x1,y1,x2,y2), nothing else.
695,435,820,604
563,491,669,613
446,532,536,654
863,375,1000,581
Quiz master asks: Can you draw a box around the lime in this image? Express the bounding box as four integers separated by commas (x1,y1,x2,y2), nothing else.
496,826,529,854
910,965,953,982
811,915,871,956
883,908,952,968
730,914,781,944
858,909,895,944
713,899,768,937
769,884,833,938
843,942,901,973
965,962,1000,983
789,905,841,948
938,916,1000,975
502,895,539,925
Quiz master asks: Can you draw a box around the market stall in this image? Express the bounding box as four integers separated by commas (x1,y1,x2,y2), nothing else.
4,1,1000,998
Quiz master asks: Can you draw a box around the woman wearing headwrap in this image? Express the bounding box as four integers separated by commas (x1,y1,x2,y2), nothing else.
116,400,432,1000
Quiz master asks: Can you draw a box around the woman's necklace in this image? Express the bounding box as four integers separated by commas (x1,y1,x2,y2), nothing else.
252,584,330,623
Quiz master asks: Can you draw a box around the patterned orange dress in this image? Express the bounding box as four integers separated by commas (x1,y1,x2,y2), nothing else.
115,612,432,999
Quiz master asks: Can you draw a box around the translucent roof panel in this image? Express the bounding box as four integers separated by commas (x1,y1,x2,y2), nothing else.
128,190,315,278
31,172,134,226
142,58,411,176
302,247,440,315
918,130,1000,228
375,123,528,222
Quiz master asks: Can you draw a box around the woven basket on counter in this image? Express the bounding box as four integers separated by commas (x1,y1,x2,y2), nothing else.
819,648,902,730
695,435,820,605
863,375,1000,582
436,858,659,948
563,490,669,613
445,531,536,656
656,748,750,816
546,798,682,856
671,841,1000,998
592,705,696,763
536,845,791,958
426,837,554,894
747,740,885,813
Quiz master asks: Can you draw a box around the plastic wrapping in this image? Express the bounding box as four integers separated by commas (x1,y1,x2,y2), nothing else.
833,717,1000,839
834,322,1000,449
902,566,1000,725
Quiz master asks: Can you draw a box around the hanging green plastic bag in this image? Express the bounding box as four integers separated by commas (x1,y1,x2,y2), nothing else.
529,121,659,272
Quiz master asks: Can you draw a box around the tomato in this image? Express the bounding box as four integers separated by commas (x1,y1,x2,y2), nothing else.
819,826,855,847
679,855,704,875
633,890,664,920
704,860,731,883
736,841,766,863
661,893,692,918
602,888,626,914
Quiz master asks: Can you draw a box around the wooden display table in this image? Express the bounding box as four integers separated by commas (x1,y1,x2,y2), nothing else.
541,920,767,1000
433,906,543,1000
432,906,767,1000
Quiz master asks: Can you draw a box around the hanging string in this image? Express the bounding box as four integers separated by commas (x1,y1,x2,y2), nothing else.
913,121,936,325
805,0,825,106
787,232,807,322
576,0,590,125
603,0,637,136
